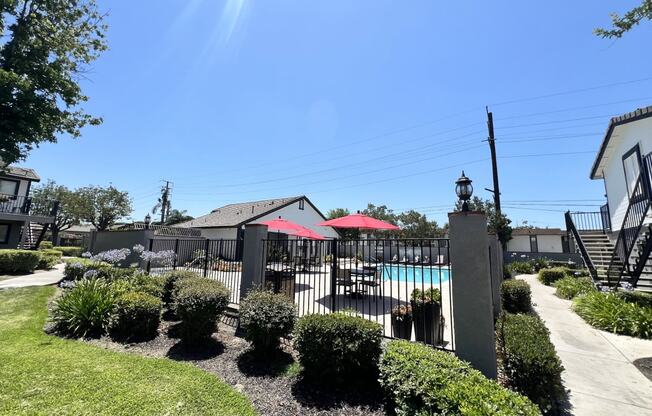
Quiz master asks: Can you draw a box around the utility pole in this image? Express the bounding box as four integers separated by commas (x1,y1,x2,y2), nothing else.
485,107,501,215
159,181,172,224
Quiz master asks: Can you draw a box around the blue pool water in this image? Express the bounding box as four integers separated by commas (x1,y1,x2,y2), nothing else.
382,264,451,284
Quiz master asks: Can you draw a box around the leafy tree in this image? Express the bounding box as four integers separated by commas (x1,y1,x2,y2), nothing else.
76,185,132,231
165,209,193,226
31,180,82,244
397,210,445,238
0,0,108,165
454,196,513,246
595,0,652,38
326,208,359,239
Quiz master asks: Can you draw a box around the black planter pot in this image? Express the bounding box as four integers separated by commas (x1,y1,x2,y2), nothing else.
411,302,441,346
391,315,413,340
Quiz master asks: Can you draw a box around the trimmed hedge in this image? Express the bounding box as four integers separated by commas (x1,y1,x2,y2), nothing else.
573,291,652,339
379,340,540,416
107,291,162,341
538,268,567,286
615,290,652,309
37,249,63,270
51,278,117,338
0,250,41,274
501,280,532,313
38,241,54,250
161,270,201,307
498,313,565,414
240,289,296,352
173,278,230,343
293,313,383,384
509,261,534,275
553,276,596,300
53,246,83,257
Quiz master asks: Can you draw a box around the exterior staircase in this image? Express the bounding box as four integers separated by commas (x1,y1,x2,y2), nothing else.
18,222,45,250
577,230,618,285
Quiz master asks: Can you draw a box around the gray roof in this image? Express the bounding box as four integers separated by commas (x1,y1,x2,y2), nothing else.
178,196,305,228
590,105,652,179
0,166,40,182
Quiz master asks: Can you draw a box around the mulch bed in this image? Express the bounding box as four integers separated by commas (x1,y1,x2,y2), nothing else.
86,318,386,416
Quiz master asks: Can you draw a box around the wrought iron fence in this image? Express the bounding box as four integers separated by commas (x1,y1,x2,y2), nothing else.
260,238,454,351
149,238,243,304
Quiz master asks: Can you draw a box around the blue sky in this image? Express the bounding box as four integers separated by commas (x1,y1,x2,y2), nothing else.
22,0,652,228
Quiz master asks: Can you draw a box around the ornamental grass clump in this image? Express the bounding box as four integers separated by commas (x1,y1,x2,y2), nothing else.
501,280,532,314
107,291,162,341
553,276,596,300
573,291,652,339
379,340,540,416
172,278,230,344
497,313,565,415
239,288,296,352
293,313,383,385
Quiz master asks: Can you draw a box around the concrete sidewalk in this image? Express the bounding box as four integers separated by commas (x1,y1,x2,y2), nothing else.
0,263,64,289
520,274,652,416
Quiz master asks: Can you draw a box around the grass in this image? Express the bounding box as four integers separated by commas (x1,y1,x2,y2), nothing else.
0,286,257,416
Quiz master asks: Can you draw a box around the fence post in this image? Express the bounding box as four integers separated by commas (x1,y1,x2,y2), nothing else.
203,239,210,277
240,224,268,299
448,211,498,379
146,238,153,273
330,239,338,312
173,238,179,270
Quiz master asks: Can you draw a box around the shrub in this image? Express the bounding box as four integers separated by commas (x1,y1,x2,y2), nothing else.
498,313,565,414
63,258,110,280
501,280,532,313
37,249,63,270
379,340,540,416
615,290,652,309
53,246,83,257
0,250,41,274
240,289,296,352
51,278,117,337
538,268,566,286
172,278,230,343
554,276,596,300
129,273,166,298
161,270,201,306
293,313,383,384
530,258,550,272
509,261,534,275
107,291,162,341
573,291,652,339
38,241,54,250
503,266,513,280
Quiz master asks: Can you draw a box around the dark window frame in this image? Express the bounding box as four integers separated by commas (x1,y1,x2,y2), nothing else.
298,200,305,210
0,223,11,244
529,235,538,253
622,143,642,198
0,178,20,197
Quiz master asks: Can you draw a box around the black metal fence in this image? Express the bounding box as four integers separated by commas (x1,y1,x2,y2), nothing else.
260,238,454,351
149,238,243,304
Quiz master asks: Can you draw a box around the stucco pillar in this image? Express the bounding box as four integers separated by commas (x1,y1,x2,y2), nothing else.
448,211,498,379
240,224,268,297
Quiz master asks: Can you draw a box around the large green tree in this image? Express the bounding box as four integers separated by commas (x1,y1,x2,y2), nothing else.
31,179,82,243
595,0,652,38
76,185,132,231
397,210,445,239
0,0,108,165
165,209,193,226
454,196,513,247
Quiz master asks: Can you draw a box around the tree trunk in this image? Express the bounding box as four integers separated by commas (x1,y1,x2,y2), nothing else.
51,229,59,245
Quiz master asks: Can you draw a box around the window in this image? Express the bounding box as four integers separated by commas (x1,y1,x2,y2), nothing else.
298,200,305,210
529,235,538,253
0,179,19,196
622,145,642,197
0,224,10,244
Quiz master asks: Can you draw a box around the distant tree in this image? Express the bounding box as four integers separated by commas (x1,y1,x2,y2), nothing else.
397,210,445,238
0,0,108,164
76,185,132,231
326,208,359,239
595,0,652,38
454,196,513,246
362,203,399,238
165,209,193,226
31,180,82,244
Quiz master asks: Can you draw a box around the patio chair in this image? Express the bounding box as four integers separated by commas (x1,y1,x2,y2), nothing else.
358,267,382,298
334,267,355,295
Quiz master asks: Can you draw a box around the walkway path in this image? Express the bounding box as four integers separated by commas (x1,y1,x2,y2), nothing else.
520,274,652,416
0,263,64,289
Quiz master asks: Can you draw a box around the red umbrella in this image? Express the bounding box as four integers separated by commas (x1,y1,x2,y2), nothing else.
316,211,399,230
292,227,326,240
257,216,326,240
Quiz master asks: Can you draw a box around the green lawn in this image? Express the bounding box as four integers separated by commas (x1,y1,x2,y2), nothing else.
0,286,257,416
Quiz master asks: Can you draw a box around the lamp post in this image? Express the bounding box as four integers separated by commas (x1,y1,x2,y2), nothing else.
455,171,473,212
144,213,151,230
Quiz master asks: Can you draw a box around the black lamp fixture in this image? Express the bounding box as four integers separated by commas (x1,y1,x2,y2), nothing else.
455,171,473,212
144,213,151,229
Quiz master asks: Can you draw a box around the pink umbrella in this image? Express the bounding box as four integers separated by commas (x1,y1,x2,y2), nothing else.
257,216,326,240
316,211,399,231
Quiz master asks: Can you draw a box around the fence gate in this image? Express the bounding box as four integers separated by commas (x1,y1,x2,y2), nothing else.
260,238,454,351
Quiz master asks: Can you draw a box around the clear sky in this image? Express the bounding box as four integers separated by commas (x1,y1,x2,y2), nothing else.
22,0,652,228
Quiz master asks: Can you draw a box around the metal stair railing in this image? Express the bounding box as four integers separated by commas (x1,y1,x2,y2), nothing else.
565,211,598,282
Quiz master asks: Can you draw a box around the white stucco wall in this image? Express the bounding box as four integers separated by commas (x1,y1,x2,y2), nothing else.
253,199,339,239
507,235,531,252
600,117,652,231
506,234,563,253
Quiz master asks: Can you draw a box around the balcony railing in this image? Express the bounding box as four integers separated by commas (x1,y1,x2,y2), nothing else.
0,193,33,215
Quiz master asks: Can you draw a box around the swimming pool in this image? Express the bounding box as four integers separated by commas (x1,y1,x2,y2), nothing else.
382,264,451,284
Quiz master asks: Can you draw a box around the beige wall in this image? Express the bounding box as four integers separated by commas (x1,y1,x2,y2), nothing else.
506,234,563,253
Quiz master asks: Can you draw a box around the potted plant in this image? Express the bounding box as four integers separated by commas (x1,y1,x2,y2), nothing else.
391,304,413,340
410,288,441,346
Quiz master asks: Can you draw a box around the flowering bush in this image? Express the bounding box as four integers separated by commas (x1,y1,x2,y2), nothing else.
140,250,176,267
89,248,131,265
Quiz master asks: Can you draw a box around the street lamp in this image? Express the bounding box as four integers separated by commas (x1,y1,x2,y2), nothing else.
144,213,151,229
455,171,473,212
